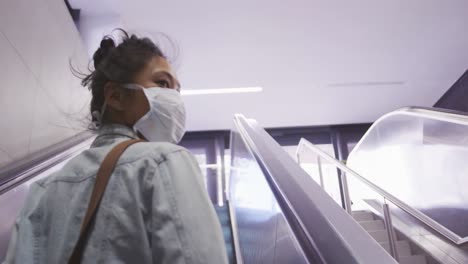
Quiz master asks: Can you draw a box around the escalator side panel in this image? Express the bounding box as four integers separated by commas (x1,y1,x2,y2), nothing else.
229,128,310,264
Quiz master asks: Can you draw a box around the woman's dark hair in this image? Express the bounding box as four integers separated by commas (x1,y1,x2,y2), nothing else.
80,29,166,125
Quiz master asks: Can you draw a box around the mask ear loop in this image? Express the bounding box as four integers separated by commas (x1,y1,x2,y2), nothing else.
91,103,107,129
91,83,141,129
121,83,143,90
121,83,154,139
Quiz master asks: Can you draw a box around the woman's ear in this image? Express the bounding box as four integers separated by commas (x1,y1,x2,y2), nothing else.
103,82,125,111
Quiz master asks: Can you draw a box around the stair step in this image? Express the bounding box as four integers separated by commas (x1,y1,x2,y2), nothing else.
379,240,411,257
352,211,374,221
399,254,426,264
213,205,235,264
368,229,390,242
359,220,385,231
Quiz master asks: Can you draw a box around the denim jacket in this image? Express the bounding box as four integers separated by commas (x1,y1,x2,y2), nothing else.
4,124,228,264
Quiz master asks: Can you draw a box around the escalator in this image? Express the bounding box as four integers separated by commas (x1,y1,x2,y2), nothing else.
214,204,235,264
0,114,394,264
2,108,466,263
224,114,395,264
296,107,468,264
213,108,468,264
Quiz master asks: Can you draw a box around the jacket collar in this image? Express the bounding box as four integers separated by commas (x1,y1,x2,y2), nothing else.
91,124,140,148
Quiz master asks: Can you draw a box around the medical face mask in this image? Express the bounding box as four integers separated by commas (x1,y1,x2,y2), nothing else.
122,84,186,144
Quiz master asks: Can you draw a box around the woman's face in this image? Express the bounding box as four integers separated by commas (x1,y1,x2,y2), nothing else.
104,56,180,126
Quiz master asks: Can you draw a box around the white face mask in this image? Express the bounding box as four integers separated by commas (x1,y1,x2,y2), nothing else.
122,84,186,144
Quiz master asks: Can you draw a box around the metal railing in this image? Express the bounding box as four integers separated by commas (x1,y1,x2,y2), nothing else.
296,135,467,257
297,138,404,259
348,106,468,245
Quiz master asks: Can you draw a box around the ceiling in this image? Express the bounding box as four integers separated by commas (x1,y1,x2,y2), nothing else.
69,0,468,131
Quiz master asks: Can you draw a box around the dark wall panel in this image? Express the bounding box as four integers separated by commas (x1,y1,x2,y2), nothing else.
434,69,468,112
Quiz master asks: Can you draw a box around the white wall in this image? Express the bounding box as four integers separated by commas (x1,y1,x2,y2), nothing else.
77,14,124,57
0,0,90,168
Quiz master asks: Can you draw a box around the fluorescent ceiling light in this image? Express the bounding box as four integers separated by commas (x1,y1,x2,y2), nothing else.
181,87,263,96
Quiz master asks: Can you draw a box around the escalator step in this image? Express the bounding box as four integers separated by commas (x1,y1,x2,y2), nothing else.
214,205,235,264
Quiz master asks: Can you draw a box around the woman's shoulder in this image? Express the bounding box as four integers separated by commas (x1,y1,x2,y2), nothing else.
122,141,192,163
33,141,195,191
132,141,189,155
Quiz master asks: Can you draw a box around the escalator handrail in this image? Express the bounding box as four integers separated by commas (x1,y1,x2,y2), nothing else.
233,114,397,264
400,106,468,118
0,132,95,194
350,106,468,159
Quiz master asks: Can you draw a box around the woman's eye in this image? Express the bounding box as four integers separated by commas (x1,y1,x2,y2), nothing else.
156,80,170,88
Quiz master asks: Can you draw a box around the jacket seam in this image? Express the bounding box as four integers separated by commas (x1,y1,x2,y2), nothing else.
159,161,194,263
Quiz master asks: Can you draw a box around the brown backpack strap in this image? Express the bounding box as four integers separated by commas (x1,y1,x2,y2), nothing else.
68,139,145,264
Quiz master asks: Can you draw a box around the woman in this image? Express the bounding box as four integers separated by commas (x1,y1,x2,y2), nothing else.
4,30,228,263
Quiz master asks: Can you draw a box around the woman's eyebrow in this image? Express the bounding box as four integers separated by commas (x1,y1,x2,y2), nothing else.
153,70,173,79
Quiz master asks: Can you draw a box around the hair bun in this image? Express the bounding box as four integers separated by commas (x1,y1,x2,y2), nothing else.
93,37,116,68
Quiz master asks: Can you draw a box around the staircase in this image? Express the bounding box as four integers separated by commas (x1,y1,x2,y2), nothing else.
214,205,235,264
352,211,428,264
